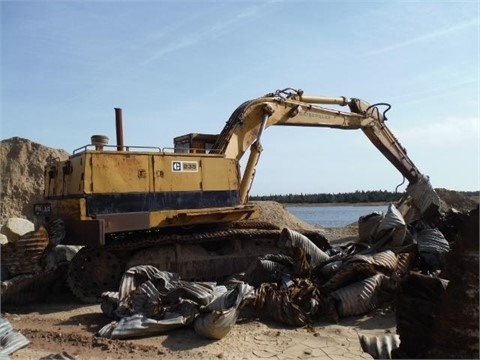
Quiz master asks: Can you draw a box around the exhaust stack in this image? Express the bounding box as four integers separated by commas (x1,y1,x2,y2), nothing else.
115,108,124,151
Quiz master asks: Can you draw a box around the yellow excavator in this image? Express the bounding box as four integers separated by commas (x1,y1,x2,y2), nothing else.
34,88,440,302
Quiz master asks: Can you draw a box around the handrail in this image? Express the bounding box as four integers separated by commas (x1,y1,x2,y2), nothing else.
72,144,163,154
72,143,225,156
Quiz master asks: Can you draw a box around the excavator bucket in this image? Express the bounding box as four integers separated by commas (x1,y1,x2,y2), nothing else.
398,175,441,224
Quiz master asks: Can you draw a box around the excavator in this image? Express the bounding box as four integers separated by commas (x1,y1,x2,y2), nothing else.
34,88,440,303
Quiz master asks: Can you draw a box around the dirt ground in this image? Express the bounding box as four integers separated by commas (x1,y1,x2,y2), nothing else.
3,292,395,360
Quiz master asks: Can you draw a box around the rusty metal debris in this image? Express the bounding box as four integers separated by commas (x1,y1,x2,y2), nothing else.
98,265,254,340
320,250,398,292
241,204,478,358
1,202,477,355
251,278,321,327
2,226,49,276
92,202,476,344
393,206,479,359
39,352,75,360
358,333,400,359
1,271,62,305
392,272,449,358
426,206,479,359
358,203,406,252
330,274,385,318
194,282,253,340
243,254,293,287
245,209,415,328
1,218,81,305
278,228,330,267
0,317,30,356
415,228,450,271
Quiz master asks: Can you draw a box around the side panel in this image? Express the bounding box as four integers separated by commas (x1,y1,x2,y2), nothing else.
67,154,88,196
81,152,242,217
89,152,151,194
44,164,58,197
201,157,240,191
153,154,202,192
153,154,240,192
49,198,89,221
63,219,104,246
44,154,89,198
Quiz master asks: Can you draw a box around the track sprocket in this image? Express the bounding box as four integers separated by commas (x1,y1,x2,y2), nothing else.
67,247,124,303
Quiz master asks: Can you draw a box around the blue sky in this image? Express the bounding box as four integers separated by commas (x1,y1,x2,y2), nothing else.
2,0,479,195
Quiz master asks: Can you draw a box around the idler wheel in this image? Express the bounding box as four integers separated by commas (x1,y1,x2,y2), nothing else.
67,247,123,303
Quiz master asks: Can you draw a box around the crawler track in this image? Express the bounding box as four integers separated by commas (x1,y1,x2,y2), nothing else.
67,222,329,303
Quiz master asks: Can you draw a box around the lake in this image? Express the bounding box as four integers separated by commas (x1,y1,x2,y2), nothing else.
286,204,388,228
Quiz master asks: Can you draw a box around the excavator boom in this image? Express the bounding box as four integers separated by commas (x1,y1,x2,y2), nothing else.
34,87,440,303
211,88,440,222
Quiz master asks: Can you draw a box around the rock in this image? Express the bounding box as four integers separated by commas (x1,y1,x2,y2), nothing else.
0,217,34,243
0,233,8,245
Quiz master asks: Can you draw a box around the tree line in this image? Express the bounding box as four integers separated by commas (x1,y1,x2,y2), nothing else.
250,190,479,204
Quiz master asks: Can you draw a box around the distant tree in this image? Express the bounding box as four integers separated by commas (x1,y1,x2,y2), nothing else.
250,190,407,203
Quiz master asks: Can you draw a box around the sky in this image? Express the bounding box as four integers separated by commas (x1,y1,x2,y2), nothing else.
1,0,479,196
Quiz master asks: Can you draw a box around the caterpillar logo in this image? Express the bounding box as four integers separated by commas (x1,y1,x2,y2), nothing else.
172,161,198,172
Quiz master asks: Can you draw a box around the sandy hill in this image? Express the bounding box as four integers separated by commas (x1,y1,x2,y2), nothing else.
0,137,69,222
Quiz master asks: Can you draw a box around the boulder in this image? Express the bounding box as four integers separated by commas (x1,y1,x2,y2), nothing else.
0,233,8,245
0,217,34,243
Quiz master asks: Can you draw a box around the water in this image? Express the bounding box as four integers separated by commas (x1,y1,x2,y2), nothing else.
286,204,388,228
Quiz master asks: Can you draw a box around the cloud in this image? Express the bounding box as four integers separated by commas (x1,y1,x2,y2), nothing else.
397,116,480,148
364,17,479,56
141,2,275,66
387,79,478,106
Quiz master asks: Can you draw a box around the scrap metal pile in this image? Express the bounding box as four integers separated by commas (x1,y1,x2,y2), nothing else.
98,266,254,340
95,203,454,342
392,206,479,359
242,204,451,327
1,217,80,305
0,317,30,356
1,202,477,358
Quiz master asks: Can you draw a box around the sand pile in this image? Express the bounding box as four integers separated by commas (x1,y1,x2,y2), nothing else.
0,137,69,222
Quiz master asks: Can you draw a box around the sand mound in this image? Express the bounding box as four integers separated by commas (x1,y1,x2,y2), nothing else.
251,201,316,230
0,137,69,222
436,188,478,212
251,201,359,243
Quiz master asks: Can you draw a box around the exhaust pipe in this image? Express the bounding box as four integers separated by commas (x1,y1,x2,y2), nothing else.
114,108,124,151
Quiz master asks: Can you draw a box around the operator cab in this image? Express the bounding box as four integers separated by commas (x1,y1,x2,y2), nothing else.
174,133,219,154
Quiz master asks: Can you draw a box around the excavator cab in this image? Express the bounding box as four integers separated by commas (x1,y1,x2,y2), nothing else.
174,133,219,154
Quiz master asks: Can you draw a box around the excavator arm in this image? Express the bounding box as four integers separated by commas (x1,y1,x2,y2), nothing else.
211,88,440,223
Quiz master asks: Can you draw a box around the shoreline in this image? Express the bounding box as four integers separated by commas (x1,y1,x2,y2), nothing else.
281,202,391,207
